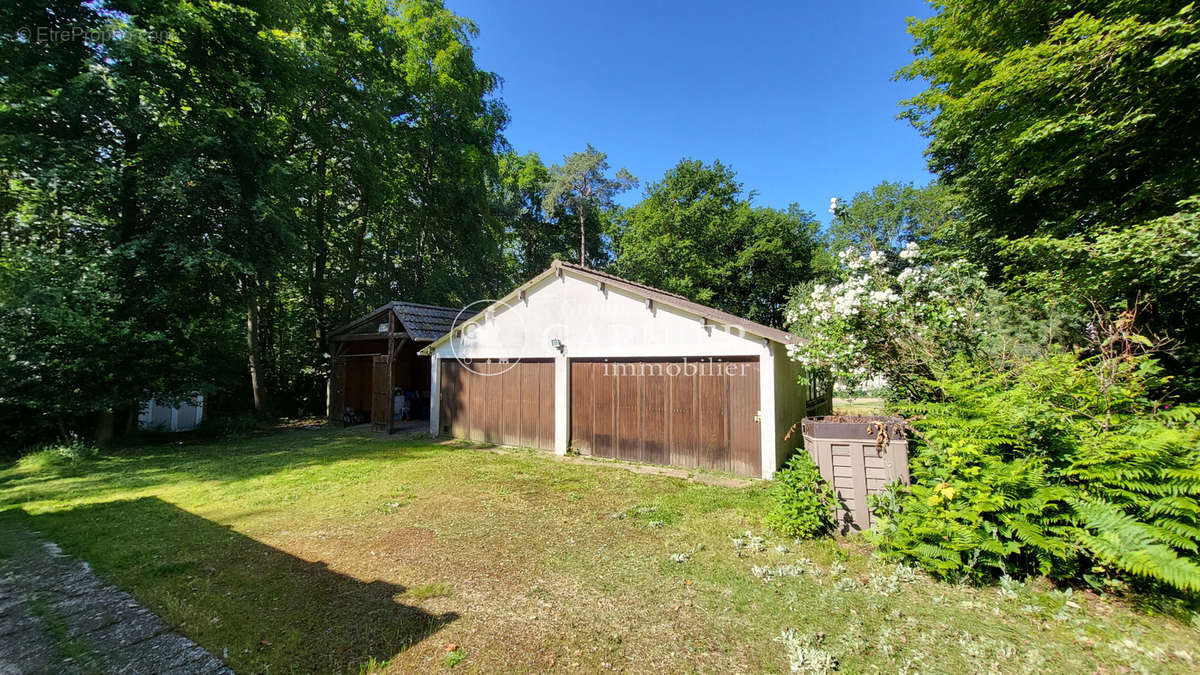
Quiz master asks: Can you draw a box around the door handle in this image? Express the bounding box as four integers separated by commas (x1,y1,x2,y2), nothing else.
754,411,762,423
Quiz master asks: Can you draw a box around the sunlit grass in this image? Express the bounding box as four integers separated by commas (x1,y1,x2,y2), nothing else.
832,396,887,416
1,427,1196,673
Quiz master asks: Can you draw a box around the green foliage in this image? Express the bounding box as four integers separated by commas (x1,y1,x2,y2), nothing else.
1,0,510,441
764,452,836,539
493,151,571,278
611,159,821,327
542,144,637,267
786,246,1002,397
871,352,1200,595
16,436,99,473
901,1,1200,245
443,647,466,667
1002,201,1200,394
900,0,1200,387
829,181,955,254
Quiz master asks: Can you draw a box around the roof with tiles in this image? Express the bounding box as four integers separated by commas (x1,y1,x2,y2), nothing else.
330,301,475,343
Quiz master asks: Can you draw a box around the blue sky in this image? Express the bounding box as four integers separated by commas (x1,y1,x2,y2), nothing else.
446,0,935,220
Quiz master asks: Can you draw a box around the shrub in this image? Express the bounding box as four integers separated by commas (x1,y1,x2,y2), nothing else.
765,452,836,538
785,245,997,399
785,244,1073,401
195,413,262,439
16,435,100,473
870,352,1200,595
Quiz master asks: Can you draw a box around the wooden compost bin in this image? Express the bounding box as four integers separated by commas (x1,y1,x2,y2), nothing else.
802,416,910,532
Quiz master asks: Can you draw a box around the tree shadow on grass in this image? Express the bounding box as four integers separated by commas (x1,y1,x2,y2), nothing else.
5,497,456,672
0,429,455,506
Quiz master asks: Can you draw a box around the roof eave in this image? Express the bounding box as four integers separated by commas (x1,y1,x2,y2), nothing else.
418,260,804,355
328,302,396,339
418,264,563,355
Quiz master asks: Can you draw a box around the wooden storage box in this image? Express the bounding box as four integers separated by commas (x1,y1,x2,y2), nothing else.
801,416,909,531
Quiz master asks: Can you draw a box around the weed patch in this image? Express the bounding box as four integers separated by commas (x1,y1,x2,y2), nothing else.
402,582,454,602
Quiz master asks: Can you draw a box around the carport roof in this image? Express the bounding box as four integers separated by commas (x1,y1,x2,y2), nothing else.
330,301,475,343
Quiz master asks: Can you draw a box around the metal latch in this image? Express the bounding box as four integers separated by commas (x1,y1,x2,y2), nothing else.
754,411,762,423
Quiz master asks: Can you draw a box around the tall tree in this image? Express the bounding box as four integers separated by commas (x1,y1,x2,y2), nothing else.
901,1,1199,245
542,144,637,267
0,0,511,444
0,0,242,440
900,0,1200,388
280,0,507,412
492,150,575,279
611,159,820,326
829,181,953,254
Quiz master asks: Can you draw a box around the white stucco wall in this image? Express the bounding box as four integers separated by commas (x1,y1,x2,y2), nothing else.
771,341,808,475
428,268,793,477
431,272,768,360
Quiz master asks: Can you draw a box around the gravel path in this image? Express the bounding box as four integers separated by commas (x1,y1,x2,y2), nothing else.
0,524,232,674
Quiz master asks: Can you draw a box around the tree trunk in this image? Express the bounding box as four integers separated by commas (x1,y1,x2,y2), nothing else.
124,405,139,436
245,278,270,415
95,410,114,447
311,151,329,350
342,195,370,322
579,210,587,267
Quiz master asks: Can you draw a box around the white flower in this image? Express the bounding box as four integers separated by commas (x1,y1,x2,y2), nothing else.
867,250,886,266
899,241,921,260
869,288,901,304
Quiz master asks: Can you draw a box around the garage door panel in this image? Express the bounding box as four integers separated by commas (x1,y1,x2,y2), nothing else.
669,366,697,469
572,357,760,477
730,361,760,476
490,363,507,443
642,371,668,466
700,367,729,473
617,368,642,463
501,365,521,446
467,362,484,441
593,364,617,458
519,363,537,448
570,361,593,454
439,359,554,451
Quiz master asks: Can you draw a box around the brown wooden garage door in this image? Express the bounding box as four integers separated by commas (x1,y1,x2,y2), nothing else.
438,359,555,451
571,357,760,476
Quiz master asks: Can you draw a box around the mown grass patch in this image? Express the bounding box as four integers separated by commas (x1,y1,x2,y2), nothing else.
1,426,1197,673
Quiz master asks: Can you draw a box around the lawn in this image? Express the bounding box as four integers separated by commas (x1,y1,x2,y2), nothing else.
1,428,1197,673
831,398,887,416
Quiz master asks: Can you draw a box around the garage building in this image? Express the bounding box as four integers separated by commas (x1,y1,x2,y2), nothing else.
421,261,830,478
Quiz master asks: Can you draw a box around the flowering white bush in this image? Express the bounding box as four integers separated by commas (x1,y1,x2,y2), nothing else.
786,243,992,397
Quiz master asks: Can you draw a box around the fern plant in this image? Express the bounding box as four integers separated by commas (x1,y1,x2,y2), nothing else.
870,353,1200,595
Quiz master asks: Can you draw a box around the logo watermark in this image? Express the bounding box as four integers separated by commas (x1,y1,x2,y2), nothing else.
598,358,754,378
449,298,527,376
14,26,174,44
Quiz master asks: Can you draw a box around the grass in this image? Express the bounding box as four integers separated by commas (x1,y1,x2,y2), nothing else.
1,427,1197,672
27,595,102,672
404,582,454,602
831,397,887,416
